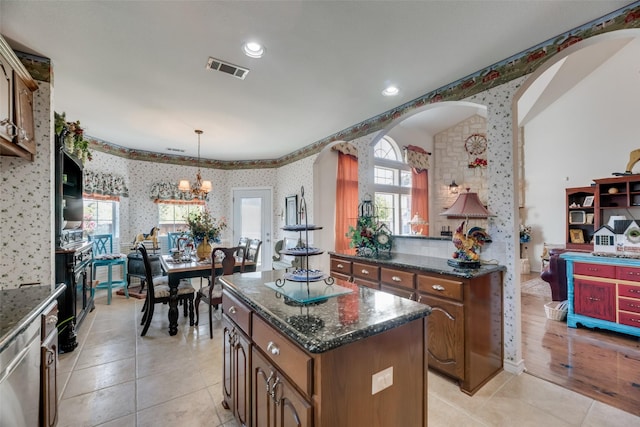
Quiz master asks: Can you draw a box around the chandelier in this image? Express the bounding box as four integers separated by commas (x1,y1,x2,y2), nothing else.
178,129,212,198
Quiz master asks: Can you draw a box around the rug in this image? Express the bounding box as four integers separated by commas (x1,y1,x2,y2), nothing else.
521,276,552,298
116,285,146,299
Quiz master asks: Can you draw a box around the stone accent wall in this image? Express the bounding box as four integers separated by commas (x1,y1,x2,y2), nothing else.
432,114,488,236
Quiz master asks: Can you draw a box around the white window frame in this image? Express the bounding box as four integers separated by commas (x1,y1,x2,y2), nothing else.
374,137,411,235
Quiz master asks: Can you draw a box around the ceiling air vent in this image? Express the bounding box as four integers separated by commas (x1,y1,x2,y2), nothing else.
206,57,249,80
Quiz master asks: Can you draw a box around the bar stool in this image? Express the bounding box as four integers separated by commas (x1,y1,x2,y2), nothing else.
90,234,128,304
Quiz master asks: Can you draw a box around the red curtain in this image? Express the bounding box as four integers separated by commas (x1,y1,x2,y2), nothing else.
335,152,359,253
411,169,429,235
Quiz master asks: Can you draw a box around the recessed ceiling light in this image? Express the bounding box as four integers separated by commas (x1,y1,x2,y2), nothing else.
243,42,265,58
382,86,399,97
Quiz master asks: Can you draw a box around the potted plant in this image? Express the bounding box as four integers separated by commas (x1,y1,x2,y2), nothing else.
54,111,93,163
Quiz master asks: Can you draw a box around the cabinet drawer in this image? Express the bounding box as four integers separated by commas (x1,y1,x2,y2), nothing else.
222,291,252,335
380,268,415,290
573,262,616,279
619,297,640,314
618,284,640,300
617,266,640,282
416,275,463,302
352,262,380,281
380,284,415,300
619,311,640,328
252,315,312,397
330,258,352,276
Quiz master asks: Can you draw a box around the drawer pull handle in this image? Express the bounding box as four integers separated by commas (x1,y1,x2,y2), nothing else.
628,272,640,276
47,315,58,325
337,263,344,269
432,285,445,291
228,306,237,315
267,341,280,356
630,289,640,294
392,276,401,282
588,297,601,302
361,269,369,275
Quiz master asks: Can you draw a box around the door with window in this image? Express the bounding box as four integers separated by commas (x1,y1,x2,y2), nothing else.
232,188,272,270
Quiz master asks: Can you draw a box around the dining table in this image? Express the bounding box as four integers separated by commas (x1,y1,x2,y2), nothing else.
159,255,254,335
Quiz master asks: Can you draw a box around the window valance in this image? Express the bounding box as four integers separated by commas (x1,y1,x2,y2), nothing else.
83,171,129,200
149,181,206,205
331,142,358,158
404,145,431,172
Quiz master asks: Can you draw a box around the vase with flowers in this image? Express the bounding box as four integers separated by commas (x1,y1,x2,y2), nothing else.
185,209,227,261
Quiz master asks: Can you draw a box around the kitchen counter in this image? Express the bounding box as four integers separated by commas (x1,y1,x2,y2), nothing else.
329,250,505,279
0,284,66,353
220,269,430,353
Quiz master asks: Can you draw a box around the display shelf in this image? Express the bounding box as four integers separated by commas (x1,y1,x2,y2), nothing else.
270,186,349,305
566,186,595,251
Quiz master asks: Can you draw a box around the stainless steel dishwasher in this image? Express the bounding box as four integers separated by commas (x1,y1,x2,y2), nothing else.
0,316,41,427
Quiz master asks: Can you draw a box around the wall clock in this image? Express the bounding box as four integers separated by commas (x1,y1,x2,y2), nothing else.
464,133,487,156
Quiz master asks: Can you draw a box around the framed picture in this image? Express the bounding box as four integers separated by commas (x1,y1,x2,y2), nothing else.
583,196,594,207
285,195,298,226
586,213,594,224
569,229,585,244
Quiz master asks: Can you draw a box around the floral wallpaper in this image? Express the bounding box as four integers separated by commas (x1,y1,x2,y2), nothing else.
0,82,52,288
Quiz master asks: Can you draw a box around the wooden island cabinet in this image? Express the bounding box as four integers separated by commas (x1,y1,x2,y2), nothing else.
330,252,504,396
220,269,431,427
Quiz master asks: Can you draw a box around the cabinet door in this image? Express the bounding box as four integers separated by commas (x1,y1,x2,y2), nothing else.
252,348,312,427
417,293,464,380
273,373,312,427
235,329,251,427
14,76,35,154
574,279,615,322
0,53,13,143
252,347,275,427
380,284,414,300
222,316,235,413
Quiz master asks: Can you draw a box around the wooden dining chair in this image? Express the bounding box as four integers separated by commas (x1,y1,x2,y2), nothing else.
243,238,262,272
137,243,196,336
195,246,244,338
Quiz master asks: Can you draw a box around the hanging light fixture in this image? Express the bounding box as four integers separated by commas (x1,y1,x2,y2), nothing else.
179,130,212,198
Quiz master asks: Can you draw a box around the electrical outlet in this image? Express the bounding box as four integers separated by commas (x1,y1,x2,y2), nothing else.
371,366,393,395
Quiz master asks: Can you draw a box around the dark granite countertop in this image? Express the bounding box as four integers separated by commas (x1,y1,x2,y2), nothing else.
330,251,505,279
220,270,430,354
0,285,66,353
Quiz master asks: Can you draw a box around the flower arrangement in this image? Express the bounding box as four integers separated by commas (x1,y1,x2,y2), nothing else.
346,215,378,256
468,157,487,168
55,111,93,163
185,208,227,243
520,224,532,243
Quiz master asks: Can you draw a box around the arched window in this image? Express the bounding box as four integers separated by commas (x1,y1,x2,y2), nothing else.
374,136,412,234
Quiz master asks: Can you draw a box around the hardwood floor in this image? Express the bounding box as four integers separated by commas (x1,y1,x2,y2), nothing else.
521,274,640,417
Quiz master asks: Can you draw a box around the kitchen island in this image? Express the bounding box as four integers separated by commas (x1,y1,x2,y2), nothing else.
220,270,431,427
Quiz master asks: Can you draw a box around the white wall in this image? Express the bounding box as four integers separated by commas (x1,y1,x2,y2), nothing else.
523,38,640,271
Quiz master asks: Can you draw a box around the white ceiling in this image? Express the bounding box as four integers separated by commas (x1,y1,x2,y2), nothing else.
0,1,633,161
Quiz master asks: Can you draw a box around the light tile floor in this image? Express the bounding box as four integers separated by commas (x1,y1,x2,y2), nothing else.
57,291,640,427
